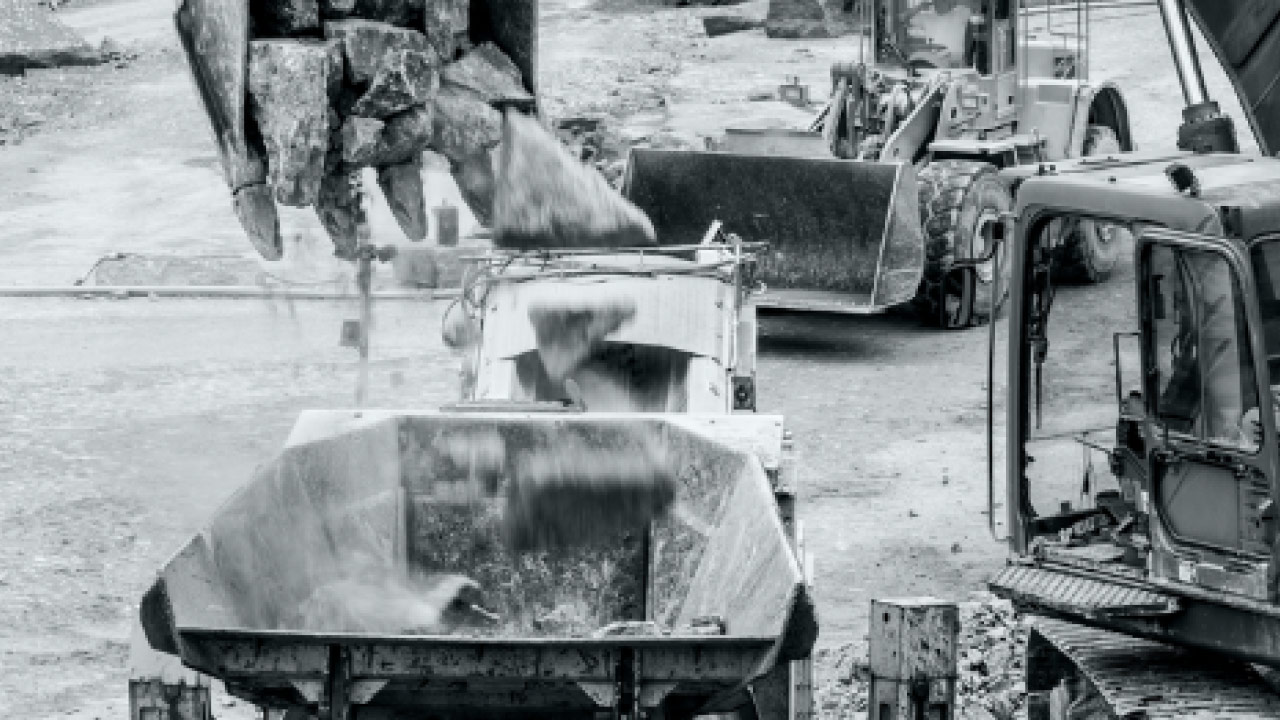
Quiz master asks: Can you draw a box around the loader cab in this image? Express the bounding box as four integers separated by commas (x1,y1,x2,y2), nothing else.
873,0,1014,74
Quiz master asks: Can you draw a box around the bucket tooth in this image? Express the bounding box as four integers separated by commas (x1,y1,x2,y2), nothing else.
377,158,429,241
234,184,283,260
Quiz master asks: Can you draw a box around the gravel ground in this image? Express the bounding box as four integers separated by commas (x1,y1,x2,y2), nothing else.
0,0,1263,718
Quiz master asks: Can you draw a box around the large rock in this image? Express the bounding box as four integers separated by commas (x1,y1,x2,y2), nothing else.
248,39,345,207
422,0,467,62
341,116,386,166
315,170,362,259
250,0,320,37
325,19,434,86
352,49,439,118
492,111,656,250
765,0,828,38
430,85,502,164
440,42,531,104
377,158,428,241
0,0,100,74
378,105,434,164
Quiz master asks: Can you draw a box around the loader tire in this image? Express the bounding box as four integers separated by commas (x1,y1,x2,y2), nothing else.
1052,125,1130,284
914,160,1012,329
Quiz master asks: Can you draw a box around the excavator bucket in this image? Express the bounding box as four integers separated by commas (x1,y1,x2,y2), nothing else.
622,149,925,312
173,0,539,256
173,0,539,153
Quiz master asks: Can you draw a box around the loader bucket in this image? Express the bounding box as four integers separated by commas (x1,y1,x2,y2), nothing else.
622,150,925,310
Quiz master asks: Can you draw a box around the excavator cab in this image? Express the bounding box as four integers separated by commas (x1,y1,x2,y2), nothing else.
983,146,1280,669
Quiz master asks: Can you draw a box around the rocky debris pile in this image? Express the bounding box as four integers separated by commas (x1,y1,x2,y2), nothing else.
233,0,533,260
813,641,870,719
813,593,1028,720
956,592,1028,720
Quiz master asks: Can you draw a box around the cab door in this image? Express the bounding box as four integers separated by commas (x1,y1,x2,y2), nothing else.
1139,228,1276,599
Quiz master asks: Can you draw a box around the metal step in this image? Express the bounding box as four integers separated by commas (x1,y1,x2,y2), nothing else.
991,563,1180,619
1032,618,1280,719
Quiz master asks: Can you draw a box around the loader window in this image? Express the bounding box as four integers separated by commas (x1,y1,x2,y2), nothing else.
898,0,984,69
1147,244,1259,452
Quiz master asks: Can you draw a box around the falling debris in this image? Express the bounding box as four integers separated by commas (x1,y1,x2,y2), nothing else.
528,299,637,381
503,431,679,554
492,110,657,250
293,569,488,634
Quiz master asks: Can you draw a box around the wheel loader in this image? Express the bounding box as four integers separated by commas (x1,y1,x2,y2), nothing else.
622,0,1136,328
973,0,1280,716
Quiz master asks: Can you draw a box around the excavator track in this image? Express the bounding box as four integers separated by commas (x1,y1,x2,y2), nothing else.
1028,618,1280,719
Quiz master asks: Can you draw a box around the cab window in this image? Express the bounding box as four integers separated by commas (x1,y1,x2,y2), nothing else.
1147,244,1259,451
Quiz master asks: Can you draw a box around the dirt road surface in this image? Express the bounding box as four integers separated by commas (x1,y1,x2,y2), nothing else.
0,0,1258,718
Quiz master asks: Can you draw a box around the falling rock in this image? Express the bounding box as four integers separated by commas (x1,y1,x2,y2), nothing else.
422,0,467,61
430,86,502,165
352,49,439,118
233,183,283,260
378,105,434,165
315,170,362,260
492,110,656,250
441,42,531,103
247,40,344,207
324,19,433,86
449,148,496,228
250,0,320,37
377,157,428,241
